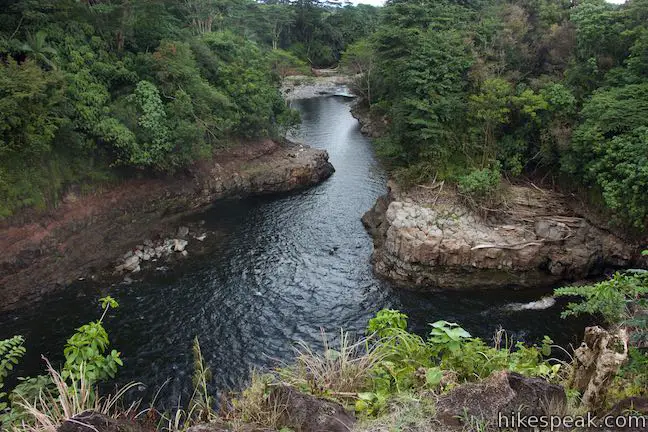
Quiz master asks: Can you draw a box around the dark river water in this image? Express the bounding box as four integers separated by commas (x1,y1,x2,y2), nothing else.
0,96,589,409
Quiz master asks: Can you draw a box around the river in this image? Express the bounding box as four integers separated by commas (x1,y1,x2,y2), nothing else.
0,95,588,409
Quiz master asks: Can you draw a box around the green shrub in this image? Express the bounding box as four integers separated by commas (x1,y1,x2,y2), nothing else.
356,309,559,417
62,296,122,384
267,49,310,78
608,347,648,400
1,297,124,429
367,309,408,339
457,165,502,202
554,271,648,325
564,84,648,228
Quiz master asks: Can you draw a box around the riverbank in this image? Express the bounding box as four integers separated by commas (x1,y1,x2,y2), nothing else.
28,309,648,432
281,74,349,100
350,103,388,138
362,181,642,290
347,100,644,290
0,140,333,312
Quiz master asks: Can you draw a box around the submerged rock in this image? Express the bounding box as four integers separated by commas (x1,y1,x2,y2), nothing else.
177,226,190,238
122,255,140,272
363,183,635,290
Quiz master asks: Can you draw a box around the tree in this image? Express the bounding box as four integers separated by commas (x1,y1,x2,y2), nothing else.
183,0,229,34
262,3,295,50
468,78,513,166
341,38,375,105
20,31,58,69
564,84,648,227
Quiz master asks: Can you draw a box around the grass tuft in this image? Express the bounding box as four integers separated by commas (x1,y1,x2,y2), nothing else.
278,329,383,398
11,357,140,432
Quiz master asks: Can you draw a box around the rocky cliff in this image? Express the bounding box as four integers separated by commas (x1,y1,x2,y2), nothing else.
0,140,334,311
362,182,637,290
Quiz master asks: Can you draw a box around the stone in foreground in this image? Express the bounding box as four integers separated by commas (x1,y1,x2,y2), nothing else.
436,371,566,427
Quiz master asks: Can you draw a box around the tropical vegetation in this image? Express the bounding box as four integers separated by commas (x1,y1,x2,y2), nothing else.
0,0,379,218
345,0,648,229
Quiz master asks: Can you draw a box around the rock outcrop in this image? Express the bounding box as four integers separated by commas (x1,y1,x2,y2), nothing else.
268,385,355,432
350,104,387,138
436,370,567,427
363,182,636,290
57,411,146,432
0,140,333,311
281,74,348,100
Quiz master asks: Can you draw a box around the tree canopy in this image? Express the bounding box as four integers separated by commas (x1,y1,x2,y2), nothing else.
0,0,379,217
344,0,648,230
3,0,648,231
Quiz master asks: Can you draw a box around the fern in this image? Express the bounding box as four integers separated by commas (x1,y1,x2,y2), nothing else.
0,336,26,413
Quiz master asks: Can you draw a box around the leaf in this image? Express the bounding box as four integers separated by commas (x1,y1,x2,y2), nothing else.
447,327,471,340
357,392,376,401
99,296,119,309
425,367,443,387
430,320,452,329
355,399,369,412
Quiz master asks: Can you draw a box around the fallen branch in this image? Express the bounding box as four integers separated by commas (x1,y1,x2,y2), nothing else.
416,183,442,190
471,241,545,251
433,180,445,205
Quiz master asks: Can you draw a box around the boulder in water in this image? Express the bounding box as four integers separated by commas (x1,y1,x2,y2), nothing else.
122,255,140,272
174,239,188,252
177,226,190,238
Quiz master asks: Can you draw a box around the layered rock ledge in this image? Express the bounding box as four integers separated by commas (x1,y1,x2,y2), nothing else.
362,182,638,290
0,140,333,311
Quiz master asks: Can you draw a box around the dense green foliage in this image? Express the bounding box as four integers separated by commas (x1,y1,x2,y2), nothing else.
348,0,648,229
0,0,378,218
358,310,559,416
555,271,648,325
3,0,648,229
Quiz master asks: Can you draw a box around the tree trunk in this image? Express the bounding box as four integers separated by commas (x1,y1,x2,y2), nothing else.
570,326,629,413
366,69,372,107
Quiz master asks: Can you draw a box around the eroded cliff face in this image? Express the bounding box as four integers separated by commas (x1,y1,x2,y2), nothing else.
362,183,637,290
0,140,334,311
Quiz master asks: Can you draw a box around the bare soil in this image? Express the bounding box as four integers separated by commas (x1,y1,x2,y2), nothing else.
0,140,333,311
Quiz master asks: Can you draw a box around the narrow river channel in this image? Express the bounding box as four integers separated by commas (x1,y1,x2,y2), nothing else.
0,95,588,409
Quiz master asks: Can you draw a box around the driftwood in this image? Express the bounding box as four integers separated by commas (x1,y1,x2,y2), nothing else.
570,326,629,412
471,241,545,251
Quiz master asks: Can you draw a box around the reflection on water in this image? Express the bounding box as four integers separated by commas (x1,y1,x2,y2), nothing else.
0,96,588,409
